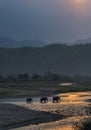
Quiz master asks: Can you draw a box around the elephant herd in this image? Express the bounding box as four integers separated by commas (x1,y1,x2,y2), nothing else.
26,96,61,103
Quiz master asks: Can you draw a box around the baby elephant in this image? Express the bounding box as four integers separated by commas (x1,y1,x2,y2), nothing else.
52,96,61,103
26,98,33,103
40,97,48,103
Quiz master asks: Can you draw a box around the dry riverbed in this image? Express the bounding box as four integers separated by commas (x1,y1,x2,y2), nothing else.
0,92,91,130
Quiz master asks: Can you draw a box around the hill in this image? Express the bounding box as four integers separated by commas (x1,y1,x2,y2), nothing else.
0,44,91,75
0,36,46,48
74,38,91,44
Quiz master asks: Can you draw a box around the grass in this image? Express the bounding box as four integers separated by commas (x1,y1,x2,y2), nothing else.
0,87,33,97
0,80,91,97
56,85,91,93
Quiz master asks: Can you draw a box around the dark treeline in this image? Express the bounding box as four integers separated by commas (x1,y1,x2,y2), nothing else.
0,72,91,84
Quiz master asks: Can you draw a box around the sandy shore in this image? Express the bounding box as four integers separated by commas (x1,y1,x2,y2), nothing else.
0,92,91,130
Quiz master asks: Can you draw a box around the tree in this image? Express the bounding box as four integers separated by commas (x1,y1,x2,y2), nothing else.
18,73,29,80
32,74,40,80
52,73,60,81
44,71,53,80
7,75,16,81
0,75,3,80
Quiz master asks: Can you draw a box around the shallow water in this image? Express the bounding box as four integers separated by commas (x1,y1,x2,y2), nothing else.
1,92,91,130
0,91,91,104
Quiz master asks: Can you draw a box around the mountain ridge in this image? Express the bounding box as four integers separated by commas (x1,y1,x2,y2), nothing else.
1,36,91,48
0,36,47,48
0,44,91,75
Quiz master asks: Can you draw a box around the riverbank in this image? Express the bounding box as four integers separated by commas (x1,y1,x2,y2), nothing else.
0,81,91,98
0,92,91,130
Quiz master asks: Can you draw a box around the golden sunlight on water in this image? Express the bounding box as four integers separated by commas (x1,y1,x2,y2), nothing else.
11,92,91,130
59,92,91,103
49,125,73,130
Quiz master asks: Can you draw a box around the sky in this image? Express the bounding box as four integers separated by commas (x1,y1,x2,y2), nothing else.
0,0,91,42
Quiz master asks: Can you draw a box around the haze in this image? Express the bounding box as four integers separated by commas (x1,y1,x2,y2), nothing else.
0,0,91,42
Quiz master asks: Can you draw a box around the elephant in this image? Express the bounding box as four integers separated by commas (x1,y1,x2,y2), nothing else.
26,98,33,103
52,96,61,103
40,97,48,103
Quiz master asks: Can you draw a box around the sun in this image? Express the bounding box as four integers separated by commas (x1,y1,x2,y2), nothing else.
74,0,85,5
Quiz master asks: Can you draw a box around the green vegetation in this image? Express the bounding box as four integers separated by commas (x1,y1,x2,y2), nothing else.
0,81,59,97
0,79,91,97
0,72,91,97
0,87,36,97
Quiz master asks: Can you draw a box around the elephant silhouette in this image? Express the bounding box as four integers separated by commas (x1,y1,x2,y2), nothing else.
52,96,61,103
26,98,33,103
40,97,48,103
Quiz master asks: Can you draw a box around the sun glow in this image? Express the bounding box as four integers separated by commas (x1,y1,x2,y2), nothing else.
74,0,85,5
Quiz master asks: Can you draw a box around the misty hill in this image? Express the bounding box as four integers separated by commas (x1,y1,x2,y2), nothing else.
2,36,91,48
20,39,47,47
0,37,18,48
1,44,91,75
74,38,91,44
0,36,47,48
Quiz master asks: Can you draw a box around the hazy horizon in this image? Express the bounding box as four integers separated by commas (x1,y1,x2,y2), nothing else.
0,0,91,42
